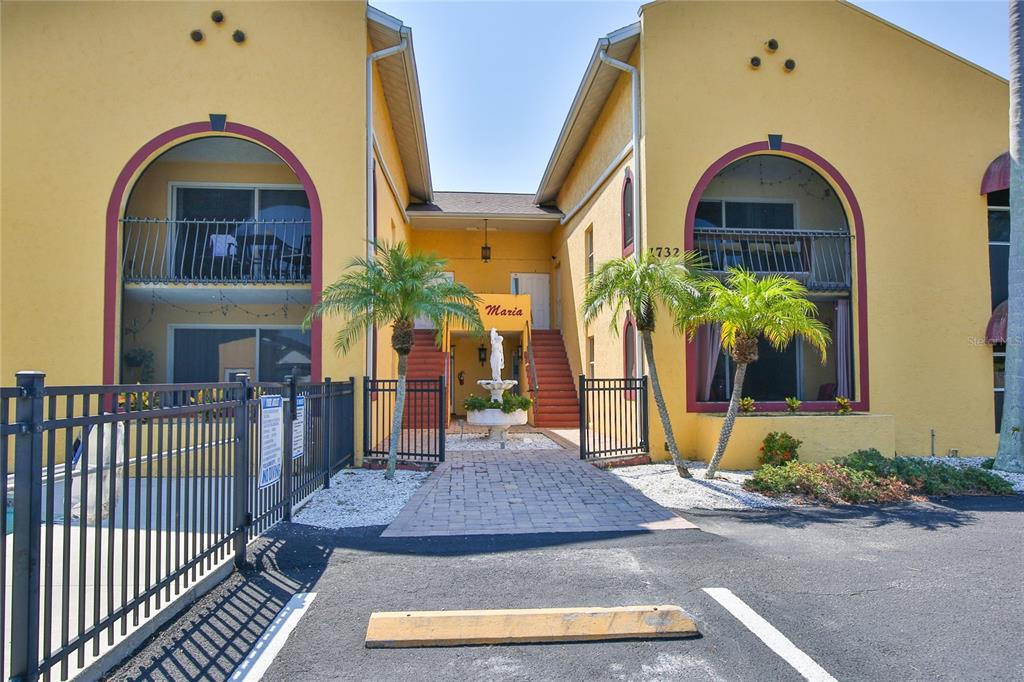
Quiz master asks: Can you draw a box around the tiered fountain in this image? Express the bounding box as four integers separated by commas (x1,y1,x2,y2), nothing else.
466,328,528,439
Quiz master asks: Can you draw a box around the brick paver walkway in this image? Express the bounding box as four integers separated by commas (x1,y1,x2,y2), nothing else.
381,449,696,537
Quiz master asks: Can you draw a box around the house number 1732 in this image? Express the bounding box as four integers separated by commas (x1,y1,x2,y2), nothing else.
649,246,681,257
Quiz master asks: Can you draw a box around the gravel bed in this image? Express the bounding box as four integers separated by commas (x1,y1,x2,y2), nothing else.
610,460,791,510
292,468,430,529
922,456,1024,493
445,432,561,451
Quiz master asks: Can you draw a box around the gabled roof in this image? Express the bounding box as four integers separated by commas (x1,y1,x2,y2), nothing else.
368,6,433,202
408,192,562,218
533,22,640,206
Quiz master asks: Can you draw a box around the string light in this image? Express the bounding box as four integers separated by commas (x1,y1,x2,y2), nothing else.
124,290,307,341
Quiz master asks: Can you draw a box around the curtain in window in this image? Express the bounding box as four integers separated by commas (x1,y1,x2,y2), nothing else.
697,323,722,401
835,299,852,398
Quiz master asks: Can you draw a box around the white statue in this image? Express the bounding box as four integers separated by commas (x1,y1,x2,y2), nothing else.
489,328,504,382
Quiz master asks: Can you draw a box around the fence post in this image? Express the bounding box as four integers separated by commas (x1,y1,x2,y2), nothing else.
322,376,332,489
11,370,45,682
437,374,446,463
578,374,587,461
283,376,295,522
640,376,650,454
233,374,251,570
362,376,370,463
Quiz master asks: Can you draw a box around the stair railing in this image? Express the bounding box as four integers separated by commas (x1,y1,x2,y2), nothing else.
525,320,540,403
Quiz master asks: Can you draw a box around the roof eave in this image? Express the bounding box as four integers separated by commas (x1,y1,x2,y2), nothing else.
367,6,434,203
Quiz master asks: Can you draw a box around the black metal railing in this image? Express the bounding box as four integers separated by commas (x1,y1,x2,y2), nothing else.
121,218,313,284
693,227,852,291
578,376,649,460
363,376,445,465
1,372,354,681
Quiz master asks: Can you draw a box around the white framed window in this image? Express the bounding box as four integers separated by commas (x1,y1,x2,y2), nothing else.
585,226,594,278
586,336,595,379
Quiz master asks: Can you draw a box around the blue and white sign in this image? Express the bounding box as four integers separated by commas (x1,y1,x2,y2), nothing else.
259,394,284,488
292,395,305,460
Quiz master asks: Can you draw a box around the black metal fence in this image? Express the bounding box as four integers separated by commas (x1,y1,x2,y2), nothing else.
1,372,354,681
363,376,445,465
578,376,649,460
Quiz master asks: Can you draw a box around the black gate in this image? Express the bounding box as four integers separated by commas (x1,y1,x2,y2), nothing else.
363,376,445,465
578,375,649,460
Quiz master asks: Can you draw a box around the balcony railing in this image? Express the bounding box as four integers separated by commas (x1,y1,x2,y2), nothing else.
121,218,312,284
693,227,852,291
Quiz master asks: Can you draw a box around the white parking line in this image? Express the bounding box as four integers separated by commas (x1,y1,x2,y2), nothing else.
703,588,838,682
230,592,318,681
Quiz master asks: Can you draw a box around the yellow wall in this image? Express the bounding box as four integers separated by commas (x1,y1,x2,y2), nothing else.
1,1,367,389
409,229,552,295
692,413,897,470
639,0,1007,457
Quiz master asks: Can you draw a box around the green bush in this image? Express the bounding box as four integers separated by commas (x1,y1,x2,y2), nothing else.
760,431,802,467
462,393,532,414
837,450,1013,497
744,461,910,504
980,458,995,470
739,397,756,413
784,396,802,413
835,396,852,414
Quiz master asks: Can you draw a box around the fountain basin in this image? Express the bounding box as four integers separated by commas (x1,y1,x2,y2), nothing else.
466,408,528,440
476,379,519,402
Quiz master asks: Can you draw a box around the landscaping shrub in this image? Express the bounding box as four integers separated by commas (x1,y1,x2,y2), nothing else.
837,449,1013,497
785,396,801,413
462,393,532,414
744,461,910,504
835,396,852,414
981,458,995,470
760,431,802,467
739,397,756,413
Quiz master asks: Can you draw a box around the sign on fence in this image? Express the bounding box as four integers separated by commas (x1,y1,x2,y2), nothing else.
259,394,283,488
292,394,305,459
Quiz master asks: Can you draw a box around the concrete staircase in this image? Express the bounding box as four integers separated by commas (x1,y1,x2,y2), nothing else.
529,329,580,429
402,329,445,429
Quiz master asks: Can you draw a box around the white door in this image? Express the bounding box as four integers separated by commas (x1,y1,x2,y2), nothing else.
415,272,455,329
511,273,550,330
554,267,562,329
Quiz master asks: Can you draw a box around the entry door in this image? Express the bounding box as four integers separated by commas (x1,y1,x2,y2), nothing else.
511,273,550,330
415,272,455,329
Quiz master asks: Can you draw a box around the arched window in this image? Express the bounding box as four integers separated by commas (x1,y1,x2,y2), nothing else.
622,170,635,254
624,317,636,378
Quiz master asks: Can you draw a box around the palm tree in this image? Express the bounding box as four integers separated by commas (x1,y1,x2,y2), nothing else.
690,268,830,480
996,0,1024,472
306,241,482,479
581,251,706,478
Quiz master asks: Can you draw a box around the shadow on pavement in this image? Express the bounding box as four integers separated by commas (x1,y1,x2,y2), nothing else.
104,537,332,681
682,494,1024,532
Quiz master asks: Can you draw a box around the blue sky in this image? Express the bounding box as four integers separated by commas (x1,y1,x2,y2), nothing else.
374,1,1009,195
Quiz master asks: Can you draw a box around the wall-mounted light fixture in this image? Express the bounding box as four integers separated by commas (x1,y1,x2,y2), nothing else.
480,219,491,263
478,345,487,365
784,58,796,72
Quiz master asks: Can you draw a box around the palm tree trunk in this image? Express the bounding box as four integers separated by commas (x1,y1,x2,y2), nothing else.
705,362,748,479
385,353,409,480
997,0,1024,473
641,331,691,478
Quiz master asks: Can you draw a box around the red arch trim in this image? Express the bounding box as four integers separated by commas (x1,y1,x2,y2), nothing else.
683,141,870,413
103,121,323,384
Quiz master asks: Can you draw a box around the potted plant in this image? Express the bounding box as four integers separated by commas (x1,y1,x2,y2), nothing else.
123,347,154,383
463,393,532,440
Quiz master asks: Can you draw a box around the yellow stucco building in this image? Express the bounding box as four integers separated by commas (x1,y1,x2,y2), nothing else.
1,1,1012,467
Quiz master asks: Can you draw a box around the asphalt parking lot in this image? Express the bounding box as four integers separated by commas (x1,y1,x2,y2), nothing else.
107,496,1024,681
